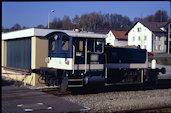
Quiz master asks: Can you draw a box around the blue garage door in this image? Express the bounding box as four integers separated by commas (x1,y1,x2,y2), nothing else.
6,38,31,69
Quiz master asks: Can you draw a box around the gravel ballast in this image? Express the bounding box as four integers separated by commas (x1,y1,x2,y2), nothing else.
62,88,171,112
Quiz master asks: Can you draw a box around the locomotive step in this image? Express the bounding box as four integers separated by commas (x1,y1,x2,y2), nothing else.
68,79,83,82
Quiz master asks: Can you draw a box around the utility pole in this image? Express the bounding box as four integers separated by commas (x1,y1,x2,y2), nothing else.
168,23,170,54
168,2,171,54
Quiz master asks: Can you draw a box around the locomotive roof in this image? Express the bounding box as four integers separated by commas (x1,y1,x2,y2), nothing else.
2,28,107,40
45,31,107,39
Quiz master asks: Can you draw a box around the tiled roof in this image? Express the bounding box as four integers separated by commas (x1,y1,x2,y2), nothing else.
111,30,128,40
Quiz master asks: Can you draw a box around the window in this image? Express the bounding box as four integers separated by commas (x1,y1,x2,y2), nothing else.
133,37,135,41
75,39,83,52
155,46,158,50
87,39,94,52
137,27,141,32
6,38,31,69
158,36,161,41
52,41,55,51
138,36,141,41
87,39,103,53
79,41,83,52
62,35,69,51
49,37,55,51
158,45,162,51
95,40,103,52
144,36,147,41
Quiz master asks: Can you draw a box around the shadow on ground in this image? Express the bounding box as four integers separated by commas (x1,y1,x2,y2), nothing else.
2,79,24,87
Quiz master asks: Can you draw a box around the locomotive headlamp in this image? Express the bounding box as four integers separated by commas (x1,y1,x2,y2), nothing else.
45,57,50,63
65,60,69,65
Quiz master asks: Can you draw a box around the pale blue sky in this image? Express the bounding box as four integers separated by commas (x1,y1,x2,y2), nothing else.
2,1,170,28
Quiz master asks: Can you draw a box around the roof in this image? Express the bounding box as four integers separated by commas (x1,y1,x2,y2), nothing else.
111,30,128,40
125,20,169,35
2,28,107,40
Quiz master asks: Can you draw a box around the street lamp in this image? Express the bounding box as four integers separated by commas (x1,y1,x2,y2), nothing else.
48,10,55,29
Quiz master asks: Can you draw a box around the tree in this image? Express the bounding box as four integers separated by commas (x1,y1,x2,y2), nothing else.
10,24,21,31
61,16,72,30
36,24,45,29
143,10,169,22
72,15,80,29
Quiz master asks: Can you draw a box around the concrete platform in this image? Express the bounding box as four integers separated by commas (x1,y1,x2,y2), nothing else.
2,86,87,113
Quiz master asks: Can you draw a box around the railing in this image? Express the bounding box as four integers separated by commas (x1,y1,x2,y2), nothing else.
2,66,30,74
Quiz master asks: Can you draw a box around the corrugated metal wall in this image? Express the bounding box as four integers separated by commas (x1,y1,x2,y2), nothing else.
6,37,31,69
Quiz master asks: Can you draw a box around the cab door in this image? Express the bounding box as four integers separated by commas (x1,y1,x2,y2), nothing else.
74,38,85,64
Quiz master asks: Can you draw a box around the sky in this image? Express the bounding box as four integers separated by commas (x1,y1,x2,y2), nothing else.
2,1,171,29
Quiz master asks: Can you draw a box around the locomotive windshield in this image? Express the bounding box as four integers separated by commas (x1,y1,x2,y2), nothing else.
62,35,69,51
49,36,56,52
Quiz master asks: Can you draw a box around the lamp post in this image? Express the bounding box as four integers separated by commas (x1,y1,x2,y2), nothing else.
48,10,55,29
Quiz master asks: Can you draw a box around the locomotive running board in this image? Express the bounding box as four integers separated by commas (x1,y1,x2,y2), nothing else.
68,85,83,87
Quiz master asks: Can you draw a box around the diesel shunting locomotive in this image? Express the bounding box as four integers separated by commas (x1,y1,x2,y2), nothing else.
32,30,165,91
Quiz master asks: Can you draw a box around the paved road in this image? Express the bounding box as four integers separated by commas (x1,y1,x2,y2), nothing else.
2,85,88,113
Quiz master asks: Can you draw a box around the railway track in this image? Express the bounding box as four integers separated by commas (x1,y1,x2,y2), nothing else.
2,77,171,112
130,106,171,113
37,79,171,112
39,79,171,96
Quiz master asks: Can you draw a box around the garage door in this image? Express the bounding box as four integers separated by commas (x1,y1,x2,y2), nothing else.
6,37,31,69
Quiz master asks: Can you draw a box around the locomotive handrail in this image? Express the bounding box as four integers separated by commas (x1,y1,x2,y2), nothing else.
85,40,87,74
72,45,75,74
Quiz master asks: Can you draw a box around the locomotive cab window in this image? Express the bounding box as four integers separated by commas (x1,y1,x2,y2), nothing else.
87,39,104,53
87,39,94,52
49,37,56,52
62,35,69,51
75,39,84,52
95,40,103,53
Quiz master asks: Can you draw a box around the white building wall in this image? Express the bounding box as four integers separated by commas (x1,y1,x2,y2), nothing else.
114,39,128,47
152,32,167,53
128,22,153,52
106,31,128,47
106,31,115,46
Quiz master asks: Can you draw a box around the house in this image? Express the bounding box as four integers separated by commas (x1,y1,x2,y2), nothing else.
126,20,170,53
106,30,128,47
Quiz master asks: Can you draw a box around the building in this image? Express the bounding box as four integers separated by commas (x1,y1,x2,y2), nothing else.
106,30,128,47
126,20,170,53
2,28,106,86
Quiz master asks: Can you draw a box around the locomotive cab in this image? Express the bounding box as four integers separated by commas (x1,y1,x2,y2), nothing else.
32,31,106,90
